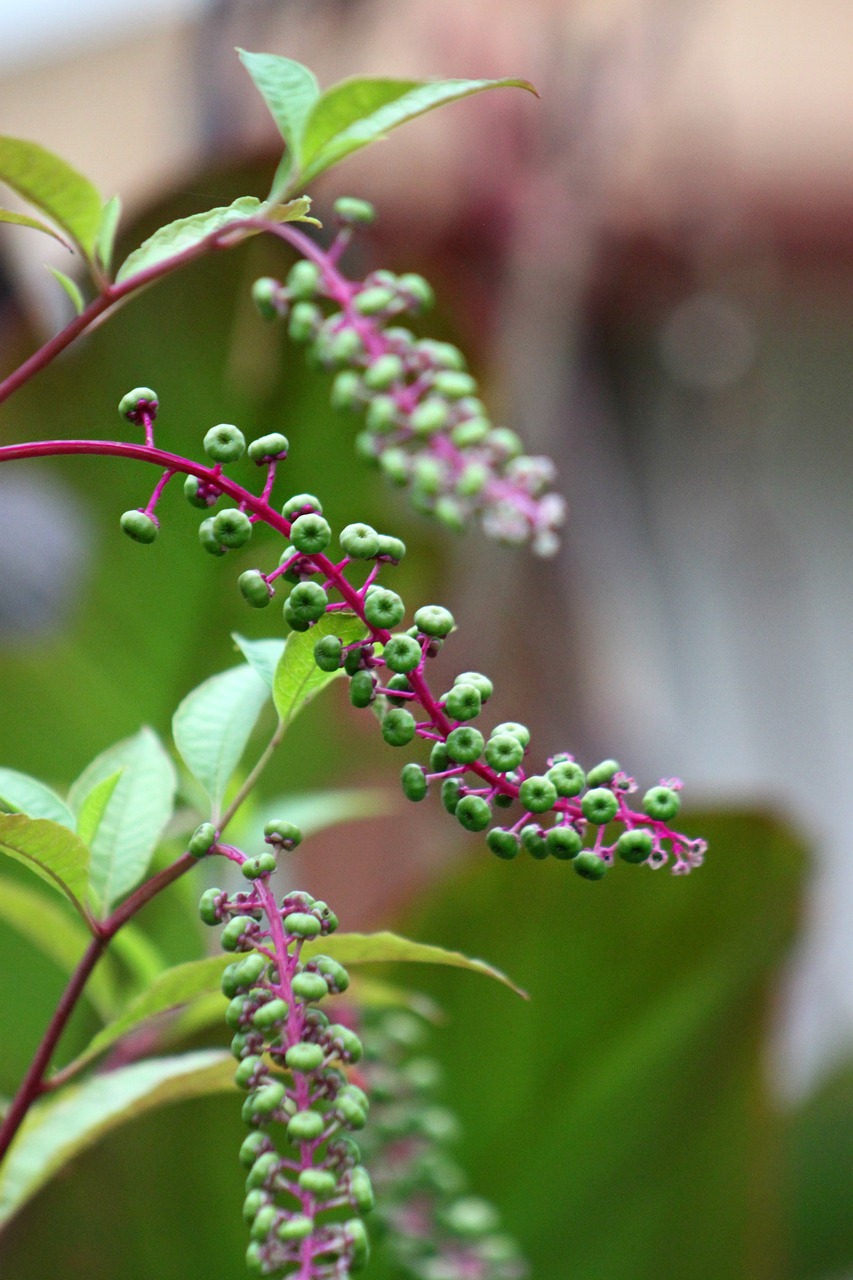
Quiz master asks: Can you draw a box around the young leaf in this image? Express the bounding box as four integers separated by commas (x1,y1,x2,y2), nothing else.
115,195,315,283
46,266,84,314
0,876,116,1019
296,75,538,190
0,136,102,261
96,194,121,273
0,767,74,827
0,208,72,250
172,663,270,812
0,1050,234,1228
231,632,286,690
273,611,367,727
75,769,123,846
0,814,89,921
238,50,320,192
68,728,176,914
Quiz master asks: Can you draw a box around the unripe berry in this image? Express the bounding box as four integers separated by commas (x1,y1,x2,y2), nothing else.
314,635,343,672
456,794,491,832
574,851,607,880
221,953,266,997
345,1217,370,1271
299,1168,337,1197
443,682,481,722
364,354,405,391
188,822,216,857
221,914,258,952
183,475,215,508
283,911,322,939
416,339,466,371
586,759,620,787
234,1054,264,1090
288,513,330,555
213,508,252,549
379,448,409,484
384,673,412,704
446,726,485,765
617,828,654,864
366,394,399,433
487,427,523,459
118,387,159,423
251,276,282,320
282,492,322,519
411,397,450,435
288,300,321,342
203,423,245,463
364,588,406,629
451,417,490,447
340,522,380,559
348,1166,375,1213
344,644,370,676
333,196,375,225
441,778,462,814
120,509,158,544
381,707,416,746
286,1042,325,1072
545,825,583,860
327,1024,363,1062
547,760,585,797
241,852,278,880
401,762,428,801
238,570,273,609
520,823,547,859
486,828,520,859
519,775,558,813
198,516,225,556
314,956,350,991
247,433,289,463
249,1204,280,1242
252,998,289,1031
581,787,619,825
246,1150,281,1189
413,605,455,637
286,581,328,623
276,1215,315,1242
349,669,376,708
240,1132,273,1169
485,733,525,773
263,819,302,850
250,1081,287,1116
286,259,321,299
332,369,363,412
432,370,477,399
492,721,531,747
642,786,681,821
435,495,466,532
287,1109,325,1143
292,971,329,1002
376,533,406,562
383,634,422,674
198,886,224,925
353,285,395,315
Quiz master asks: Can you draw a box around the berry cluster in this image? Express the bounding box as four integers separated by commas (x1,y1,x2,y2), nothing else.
196,819,374,1278
358,1010,528,1280
252,198,565,555
118,393,704,878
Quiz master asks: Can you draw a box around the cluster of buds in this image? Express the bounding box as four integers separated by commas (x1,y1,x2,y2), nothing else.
251,197,565,556
358,1010,528,1280
194,819,374,1277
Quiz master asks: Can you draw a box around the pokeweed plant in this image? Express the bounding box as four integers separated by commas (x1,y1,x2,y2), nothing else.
0,52,706,1278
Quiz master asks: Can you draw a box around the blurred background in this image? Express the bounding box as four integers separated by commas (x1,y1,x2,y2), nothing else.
0,1,851,1276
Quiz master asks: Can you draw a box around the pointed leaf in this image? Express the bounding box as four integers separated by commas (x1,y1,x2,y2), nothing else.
0,136,102,260
0,1050,233,1228
231,632,286,690
115,195,314,283
172,663,271,811
0,768,74,827
46,266,84,314
238,50,320,193
96,194,121,272
0,814,89,920
273,611,367,727
75,769,124,847
68,729,176,913
298,75,538,189
0,876,116,1019
0,208,72,249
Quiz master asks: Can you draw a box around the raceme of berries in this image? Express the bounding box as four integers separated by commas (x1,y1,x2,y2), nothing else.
199,825,372,1278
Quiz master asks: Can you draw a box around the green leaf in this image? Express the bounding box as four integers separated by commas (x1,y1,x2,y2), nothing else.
297,75,538,190
273,611,367,727
303,930,528,998
107,922,167,990
0,768,74,827
231,632,286,690
0,1050,233,1228
0,136,102,261
75,769,123,846
0,813,89,921
238,50,320,194
68,728,176,914
115,195,315,284
0,876,116,1019
172,663,271,812
0,208,72,249
96,194,121,272
46,266,84,314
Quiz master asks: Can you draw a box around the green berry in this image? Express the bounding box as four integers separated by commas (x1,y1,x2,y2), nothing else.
290,513,332,554
365,394,399,434
376,534,406,562
441,778,463,814
345,1216,370,1271
288,300,321,342
456,463,489,497
642,786,681,821
492,721,530,747
344,645,369,676
581,787,619,825
445,726,485,765
314,635,343,672
276,1215,315,1242
340,522,380,559
221,954,266,998
364,354,404,391
298,1168,337,1197
443,682,481,721
238,570,273,609
286,1042,325,1072
286,260,321,299
545,825,583,860
486,828,520,859
252,998,289,1031
354,286,395,315
364,588,406,629
617,829,654,864
430,741,449,771
349,669,376,708
118,387,158,422
213,508,252,549
283,911,322,939
220,914,257,952
249,1204,280,1242
327,1024,363,1062
520,823,547,859
456,794,491,832
263,820,302,849
398,273,434,310
332,369,363,412
326,327,363,366
234,1054,264,1090
286,581,328,623
383,634,422,674
334,196,375,225
188,822,216,857
183,475,214,508
292,971,329,1001
417,339,466,371
225,994,250,1031
487,427,523,459
381,707,416,746
348,1167,375,1213
432,370,477,399
239,1132,272,1169
246,1150,281,1189
198,516,225,556
251,276,282,320
198,886,223,925
203,423,245,463
379,448,409,484
485,733,525,773
247,433,289,463
411,397,449,434
412,456,444,496
547,760,585,797
586,759,620,787
384,672,412,704
518,776,558,813
574,851,607,880
241,852,277,880
120,509,158,543
413,605,455,637
282,493,322,519
287,1109,325,1143
451,418,490,447
401,763,428,801
249,1080,286,1116
313,956,349,991
434,495,466,531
